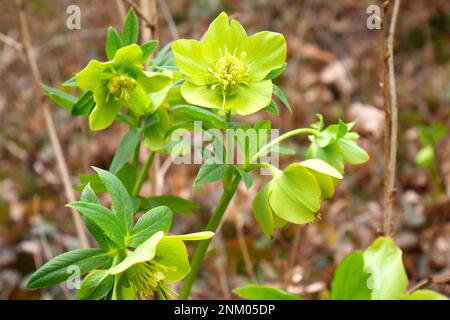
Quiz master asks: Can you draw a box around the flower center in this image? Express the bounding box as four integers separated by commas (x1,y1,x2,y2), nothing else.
129,261,177,300
108,72,136,100
208,48,250,93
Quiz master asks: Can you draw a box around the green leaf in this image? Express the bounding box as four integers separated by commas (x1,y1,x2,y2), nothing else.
233,285,301,300
141,40,159,61
265,63,287,80
109,128,141,174
80,184,112,249
363,237,408,300
72,91,95,116
105,27,123,60
116,164,138,195
263,100,280,115
402,290,448,300
27,248,109,289
193,163,230,187
331,251,372,300
62,76,77,88
109,231,164,275
67,201,127,248
76,173,107,193
252,183,273,237
234,166,253,189
130,206,173,247
141,194,198,216
42,84,77,111
76,269,114,300
93,167,134,233
272,84,291,112
121,9,139,45
170,104,226,129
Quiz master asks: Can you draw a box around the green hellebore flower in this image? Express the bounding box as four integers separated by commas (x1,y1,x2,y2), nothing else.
109,230,214,300
172,12,286,115
76,44,172,131
252,159,343,237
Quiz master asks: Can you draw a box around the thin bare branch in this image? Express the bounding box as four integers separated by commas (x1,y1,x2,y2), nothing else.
158,0,179,40
15,0,89,248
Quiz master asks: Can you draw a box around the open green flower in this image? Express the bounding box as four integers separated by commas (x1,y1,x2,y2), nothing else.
252,159,343,237
76,44,172,130
109,230,213,300
172,12,286,115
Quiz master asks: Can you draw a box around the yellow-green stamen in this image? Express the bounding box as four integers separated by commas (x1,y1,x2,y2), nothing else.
208,48,250,93
108,72,136,100
129,261,177,300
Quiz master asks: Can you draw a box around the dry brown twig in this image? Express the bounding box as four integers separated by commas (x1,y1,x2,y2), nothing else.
15,0,89,248
380,0,401,236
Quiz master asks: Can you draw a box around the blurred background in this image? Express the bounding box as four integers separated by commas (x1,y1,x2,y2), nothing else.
0,0,449,299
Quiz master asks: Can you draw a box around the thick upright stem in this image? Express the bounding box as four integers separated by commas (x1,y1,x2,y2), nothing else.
179,176,241,299
133,151,155,196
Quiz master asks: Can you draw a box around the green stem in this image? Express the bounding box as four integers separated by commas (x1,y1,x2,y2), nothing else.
132,140,141,168
179,175,242,299
132,151,155,196
251,127,321,163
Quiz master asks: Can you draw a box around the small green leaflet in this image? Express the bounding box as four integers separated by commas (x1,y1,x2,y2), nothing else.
27,248,110,289
265,63,287,80
129,206,173,247
193,163,231,187
140,194,198,216
234,166,253,189
121,9,139,45
263,100,280,115
142,40,159,61
93,167,134,233
109,127,141,174
67,201,127,248
72,91,95,116
170,104,226,129
272,84,291,112
105,27,123,60
42,84,77,111
76,270,114,300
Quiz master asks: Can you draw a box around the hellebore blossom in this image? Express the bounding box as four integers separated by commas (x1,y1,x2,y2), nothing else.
109,231,213,300
76,44,172,130
172,12,286,115
252,159,343,237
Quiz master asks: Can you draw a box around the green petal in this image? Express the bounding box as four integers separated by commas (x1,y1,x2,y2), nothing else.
113,44,143,72
299,159,343,179
180,81,222,110
138,71,173,93
242,31,287,82
76,60,110,91
268,164,321,224
89,87,121,131
225,81,273,115
127,83,152,116
154,237,190,283
109,231,164,275
112,273,136,300
252,183,274,237
172,39,210,85
164,231,214,241
202,12,247,59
